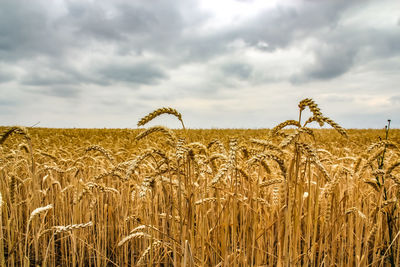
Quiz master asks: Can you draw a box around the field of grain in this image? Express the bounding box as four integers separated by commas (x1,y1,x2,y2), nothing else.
1,99,399,266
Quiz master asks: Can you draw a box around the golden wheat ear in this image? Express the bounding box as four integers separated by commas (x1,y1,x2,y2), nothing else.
137,107,185,129
0,126,31,145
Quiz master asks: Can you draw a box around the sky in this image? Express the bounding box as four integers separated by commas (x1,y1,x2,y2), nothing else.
0,0,399,129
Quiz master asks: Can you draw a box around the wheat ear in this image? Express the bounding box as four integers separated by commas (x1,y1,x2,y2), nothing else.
28,204,53,223
298,98,323,117
117,232,152,247
137,240,162,265
85,145,115,163
137,107,185,129
250,139,282,153
0,126,31,145
260,178,284,188
211,163,229,185
303,114,347,138
270,120,301,137
53,221,93,233
25,204,53,256
135,126,177,142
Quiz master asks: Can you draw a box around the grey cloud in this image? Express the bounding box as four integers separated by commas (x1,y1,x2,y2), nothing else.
21,71,79,86
165,0,367,68
232,1,351,50
366,30,400,58
24,86,81,98
221,63,252,80
47,87,80,98
0,70,14,83
390,95,400,104
97,63,167,85
61,0,198,53
320,95,354,103
286,7,400,83
18,59,110,87
56,0,350,63
0,0,191,62
0,0,380,77
308,48,355,80
339,112,397,129
0,98,17,106
292,45,356,83
0,0,64,61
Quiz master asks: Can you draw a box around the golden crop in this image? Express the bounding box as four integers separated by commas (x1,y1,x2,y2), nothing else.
0,99,399,266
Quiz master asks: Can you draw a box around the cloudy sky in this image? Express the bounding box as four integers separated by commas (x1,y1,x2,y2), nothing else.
0,0,399,129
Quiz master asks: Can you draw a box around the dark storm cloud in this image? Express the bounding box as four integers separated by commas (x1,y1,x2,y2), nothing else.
97,63,167,85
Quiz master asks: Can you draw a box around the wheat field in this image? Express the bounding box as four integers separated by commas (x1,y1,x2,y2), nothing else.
1,99,399,266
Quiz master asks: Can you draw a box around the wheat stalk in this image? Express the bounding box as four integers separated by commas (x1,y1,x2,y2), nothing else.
0,191,3,267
